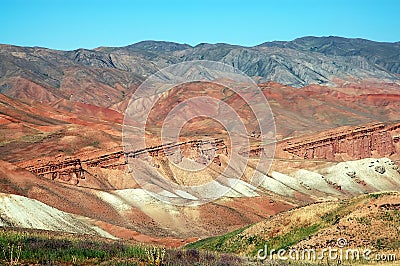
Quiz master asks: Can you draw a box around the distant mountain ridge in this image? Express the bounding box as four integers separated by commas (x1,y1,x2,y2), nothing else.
259,36,400,74
0,36,399,106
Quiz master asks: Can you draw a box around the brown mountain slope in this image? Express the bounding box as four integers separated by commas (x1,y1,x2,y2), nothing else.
0,93,122,162
260,82,400,138
187,191,400,262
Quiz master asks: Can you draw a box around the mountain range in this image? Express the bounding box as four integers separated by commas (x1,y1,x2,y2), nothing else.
0,36,399,109
0,36,400,264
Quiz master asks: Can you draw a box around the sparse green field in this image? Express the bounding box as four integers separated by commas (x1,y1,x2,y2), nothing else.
187,192,400,265
0,228,245,265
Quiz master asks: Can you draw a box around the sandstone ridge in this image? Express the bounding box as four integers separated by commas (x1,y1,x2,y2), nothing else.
16,138,228,184
277,122,400,161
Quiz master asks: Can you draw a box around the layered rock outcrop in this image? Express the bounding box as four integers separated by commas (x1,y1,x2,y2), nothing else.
82,150,126,169
17,138,228,184
17,156,85,185
278,122,400,160
17,121,400,184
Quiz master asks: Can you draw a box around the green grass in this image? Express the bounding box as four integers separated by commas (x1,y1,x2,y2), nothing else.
368,191,395,199
185,225,250,253
90,140,101,148
0,228,245,265
186,223,322,257
0,132,48,147
252,223,322,256
0,229,148,265
186,193,386,257
18,132,48,143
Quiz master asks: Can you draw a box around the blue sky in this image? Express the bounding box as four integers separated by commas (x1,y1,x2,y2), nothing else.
1,0,399,50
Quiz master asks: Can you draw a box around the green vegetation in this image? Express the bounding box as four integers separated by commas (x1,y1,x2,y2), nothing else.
187,192,400,258
320,200,352,224
252,224,321,256
0,229,245,265
368,191,395,199
353,216,371,226
90,140,101,148
186,226,250,253
0,229,148,265
187,222,322,257
0,132,49,147
19,132,49,143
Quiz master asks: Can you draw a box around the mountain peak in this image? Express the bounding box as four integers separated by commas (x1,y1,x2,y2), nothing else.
125,40,192,52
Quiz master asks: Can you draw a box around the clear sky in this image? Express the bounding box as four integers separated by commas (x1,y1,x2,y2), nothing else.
1,0,399,50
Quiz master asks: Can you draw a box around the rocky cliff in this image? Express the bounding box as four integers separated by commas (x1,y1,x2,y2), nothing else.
17,156,85,185
277,122,400,160
17,138,228,184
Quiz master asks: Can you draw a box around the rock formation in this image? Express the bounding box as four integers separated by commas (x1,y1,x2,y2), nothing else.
17,138,228,184
16,121,400,184
82,150,126,169
278,122,400,160
17,156,85,185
